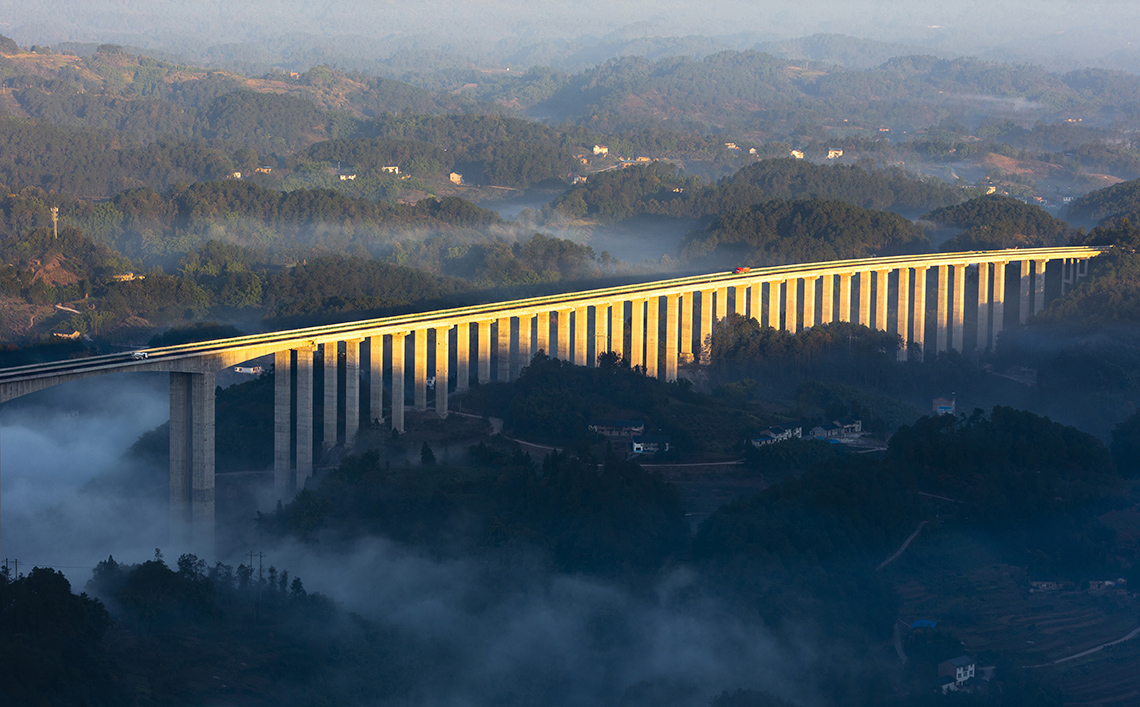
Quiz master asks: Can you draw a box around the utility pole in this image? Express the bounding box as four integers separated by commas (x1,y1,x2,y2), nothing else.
50,206,58,239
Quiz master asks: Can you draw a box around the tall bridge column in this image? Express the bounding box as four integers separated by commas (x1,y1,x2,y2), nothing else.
679,292,693,363
415,329,429,409
936,265,949,353
536,312,550,356
767,281,781,329
631,298,646,368
1019,260,1032,324
715,286,728,321
478,321,492,383
169,371,215,551
322,342,338,448
785,277,799,334
612,301,626,360
976,263,990,352
498,317,512,381
455,324,470,392
646,296,660,377
435,326,450,417
821,274,834,325
665,294,679,381
732,285,747,316
913,267,927,356
858,272,872,327
391,333,406,432
952,265,966,352
896,268,910,361
274,350,291,501
344,339,362,448
593,306,607,362
574,307,588,366
875,270,889,332
838,273,852,323
802,276,817,329
519,315,533,370
556,311,571,362
1034,260,1048,314
369,335,384,423
992,262,1006,349
699,290,713,362
295,345,314,486
749,282,761,322
1061,259,1074,296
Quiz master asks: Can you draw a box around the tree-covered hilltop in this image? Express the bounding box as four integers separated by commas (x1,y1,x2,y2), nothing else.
550,159,962,224
724,159,962,216
923,194,1075,251
679,198,929,267
530,50,1140,133
1065,177,1140,227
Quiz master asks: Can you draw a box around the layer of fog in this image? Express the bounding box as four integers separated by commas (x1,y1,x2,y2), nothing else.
0,368,832,706
4,0,1140,75
0,374,183,574
265,535,825,707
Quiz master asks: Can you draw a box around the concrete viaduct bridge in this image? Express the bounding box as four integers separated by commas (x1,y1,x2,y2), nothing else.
0,246,1107,548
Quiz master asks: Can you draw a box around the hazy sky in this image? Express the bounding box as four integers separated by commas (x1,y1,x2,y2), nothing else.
2,1,1139,71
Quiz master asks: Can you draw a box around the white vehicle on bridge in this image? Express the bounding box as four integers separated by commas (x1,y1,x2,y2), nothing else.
131,351,149,360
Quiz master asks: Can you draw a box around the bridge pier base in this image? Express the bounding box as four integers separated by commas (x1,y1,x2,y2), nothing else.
169,371,215,553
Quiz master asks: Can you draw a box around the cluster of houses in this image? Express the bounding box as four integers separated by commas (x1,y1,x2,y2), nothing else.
588,419,671,456
749,417,864,449
1029,578,1128,594
749,418,864,449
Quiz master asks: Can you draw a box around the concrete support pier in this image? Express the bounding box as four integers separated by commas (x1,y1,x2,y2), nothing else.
415,329,428,409
593,306,607,362
344,339,361,447
455,324,470,391
646,296,660,377
435,326,450,417
612,302,626,360
497,317,511,382
274,350,291,501
913,268,927,356
536,312,550,356
557,311,571,361
858,272,871,327
976,263,990,352
369,336,383,423
838,274,852,323
631,299,646,368
295,345,314,486
169,371,215,551
802,276,817,329
936,265,949,353
574,307,588,366
896,268,910,361
322,342,338,448
391,333,406,432
875,270,889,332
699,290,713,362
478,321,491,383
519,315,533,370
767,281,781,330
665,294,679,381
1019,260,1032,324
952,265,966,352
679,293,693,363
821,274,834,325
992,263,1006,349
1034,260,1047,314
785,277,799,333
